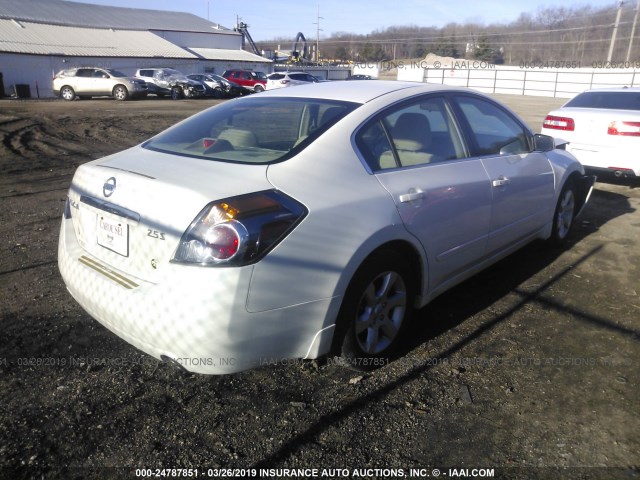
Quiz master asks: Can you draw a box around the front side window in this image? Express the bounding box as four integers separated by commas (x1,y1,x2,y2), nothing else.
455,95,530,156
144,97,358,164
356,96,466,170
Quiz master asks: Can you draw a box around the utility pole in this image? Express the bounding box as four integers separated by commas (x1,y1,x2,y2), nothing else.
314,6,323,63
608,1,624,62
627,0,640,61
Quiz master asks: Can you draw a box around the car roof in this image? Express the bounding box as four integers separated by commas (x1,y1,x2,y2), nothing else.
258,80,467,103
579,87,640,93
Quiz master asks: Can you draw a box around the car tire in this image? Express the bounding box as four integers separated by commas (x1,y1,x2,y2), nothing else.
338,250,415,371
549,178,577,246
60,86,76,101
213,87,223,99
171,87,183,100
254,84,265,93
113,85,129,101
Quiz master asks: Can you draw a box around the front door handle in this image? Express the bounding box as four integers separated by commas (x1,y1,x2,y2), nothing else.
399,189,425,203
492,176,511,187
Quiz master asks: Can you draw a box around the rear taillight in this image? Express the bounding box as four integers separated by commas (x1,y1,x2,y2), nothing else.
607,121,640,136
543,115,575,131
172,190,307,266
281,80,290,84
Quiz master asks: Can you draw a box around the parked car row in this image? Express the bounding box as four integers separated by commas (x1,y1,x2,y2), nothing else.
52,67,256,101
187,74,250,98
52,66,338,101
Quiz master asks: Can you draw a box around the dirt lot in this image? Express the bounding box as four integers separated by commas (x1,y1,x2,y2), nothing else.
0,94,639,480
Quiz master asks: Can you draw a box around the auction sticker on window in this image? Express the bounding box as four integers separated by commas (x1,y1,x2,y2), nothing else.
97,215,129,257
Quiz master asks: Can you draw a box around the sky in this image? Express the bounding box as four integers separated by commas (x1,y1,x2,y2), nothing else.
75,0,623,41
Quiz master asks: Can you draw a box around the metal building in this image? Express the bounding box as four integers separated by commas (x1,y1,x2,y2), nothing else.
0,0,271,97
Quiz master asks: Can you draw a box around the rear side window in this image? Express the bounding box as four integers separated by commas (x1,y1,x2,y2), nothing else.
143,97,358,164
356,96,466,170
565,91,640,110
76,69,94,77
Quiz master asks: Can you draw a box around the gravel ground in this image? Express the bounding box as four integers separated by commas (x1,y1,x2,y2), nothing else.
0,95,638,480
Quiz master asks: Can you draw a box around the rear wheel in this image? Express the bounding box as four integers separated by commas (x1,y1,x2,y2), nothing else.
549,179,577,246
338,251,414,371
60,86,75,101
113,85,129,101
213,87,223,99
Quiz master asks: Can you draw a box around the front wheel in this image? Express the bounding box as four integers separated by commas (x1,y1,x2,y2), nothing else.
549,179,577,246
338,251,415,371
254,84,264,93
171,87,183,100
113,85,129,101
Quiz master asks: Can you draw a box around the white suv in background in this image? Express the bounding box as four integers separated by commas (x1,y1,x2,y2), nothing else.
265,72,321,90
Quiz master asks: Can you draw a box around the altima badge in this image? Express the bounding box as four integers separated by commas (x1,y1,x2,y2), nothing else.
103,177,116,197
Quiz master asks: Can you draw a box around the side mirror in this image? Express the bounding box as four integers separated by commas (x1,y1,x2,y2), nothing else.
533,133,555,152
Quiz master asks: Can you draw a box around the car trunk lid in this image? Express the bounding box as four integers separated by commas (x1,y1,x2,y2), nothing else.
66,146,272,283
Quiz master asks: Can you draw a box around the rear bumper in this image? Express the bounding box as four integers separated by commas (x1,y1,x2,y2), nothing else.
585,166,637,178
566,145,640,177
58,218,335,374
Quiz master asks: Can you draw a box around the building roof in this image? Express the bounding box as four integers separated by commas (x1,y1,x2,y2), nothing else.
0,0,237,34
189,47,272,63
0,19,198,57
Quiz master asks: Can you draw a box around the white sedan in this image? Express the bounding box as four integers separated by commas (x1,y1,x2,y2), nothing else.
541,87,640,178
58,81,595,374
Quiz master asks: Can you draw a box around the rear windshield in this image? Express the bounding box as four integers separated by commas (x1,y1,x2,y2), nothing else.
143,97,358,164
565,91,640,110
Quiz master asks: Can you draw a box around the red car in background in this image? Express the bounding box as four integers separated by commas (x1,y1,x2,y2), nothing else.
222,70,267,92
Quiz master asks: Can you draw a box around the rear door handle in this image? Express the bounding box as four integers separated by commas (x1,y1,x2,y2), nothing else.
399,189,425,203
492,176,511,187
